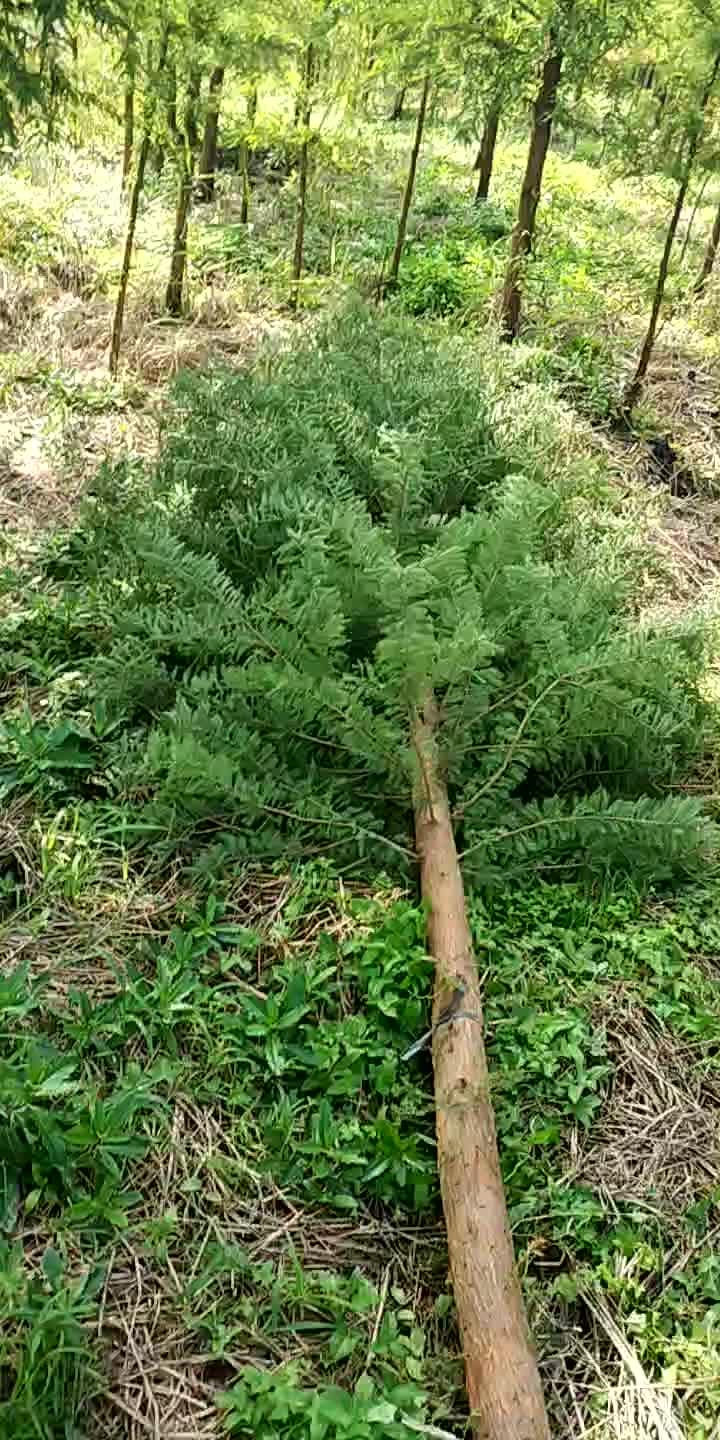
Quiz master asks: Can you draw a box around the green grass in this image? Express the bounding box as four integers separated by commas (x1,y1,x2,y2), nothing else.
4,851,720,1436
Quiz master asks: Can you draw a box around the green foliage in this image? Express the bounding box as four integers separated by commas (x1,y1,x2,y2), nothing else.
517,332,621,418
219,1366,426,1439
0,0,121,141
0,1019,164,1226
397,239,480,315
0,307,713,885
0,1242,104,1438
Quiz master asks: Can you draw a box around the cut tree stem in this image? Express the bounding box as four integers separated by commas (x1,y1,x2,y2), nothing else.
411,691,549,1440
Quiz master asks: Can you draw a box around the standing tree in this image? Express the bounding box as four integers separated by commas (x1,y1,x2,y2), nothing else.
110,21,171,374
385,72,432,288
474,95,501,201
500,27,563,339
196,61,224,201
165,42,202,316
290,41,315,310
694,192,720,291
498,0,640,341
623,35,720,409
121,30,136,187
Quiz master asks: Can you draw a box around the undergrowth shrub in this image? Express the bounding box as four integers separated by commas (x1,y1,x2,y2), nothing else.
0,305,714,887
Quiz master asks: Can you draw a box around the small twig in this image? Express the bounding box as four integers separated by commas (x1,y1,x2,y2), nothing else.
458,672,572,815
365,1263,391,1369
400,1418,463,1440
460,811,707,862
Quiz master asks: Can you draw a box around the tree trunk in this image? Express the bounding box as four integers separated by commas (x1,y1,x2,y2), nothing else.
624,50,720,410
110,132,150,375
247,82,258,128
186,63,201,157
385,72,431,289
679,172,709,266
289,44,314,311
240,139,251,224
389,85,406,122
412,692,550,1440
694,195,720,295
196,64,224,203
165,69,202,317
500,41,562,340
110,29,170,375
121,75,134,190
474,100,500,204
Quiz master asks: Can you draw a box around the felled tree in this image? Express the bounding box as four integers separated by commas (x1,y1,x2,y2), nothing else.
25,306,715,1432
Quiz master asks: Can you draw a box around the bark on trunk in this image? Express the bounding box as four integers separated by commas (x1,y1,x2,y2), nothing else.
679,172,709,266
499,42,562,341
110,29,170,375
165,69,202,317
122,81,134,190
412,692,549,1440
694,196,720,295
247,82,258,128
385,73,431,289
289,44,314,311
389,85,406,122
165,166,193,316
110,131,149,375
624,50,720,410
474,101,500,204
240,139,251,224
197,64,224,203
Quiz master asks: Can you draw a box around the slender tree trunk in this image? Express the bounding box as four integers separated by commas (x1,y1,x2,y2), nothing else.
290,44,314,311
122,86,134,188
240,139,251,224
679,172,709,266
247,82,258,128
165,68,202,318
412,692,550,1440
120,34,135,192
110,134,150,375
500,41,562,340
110,29,170,375
385,72,431,289
186,63,201,157
196,64,224,203
694,195,720,294
474,100,501,204
238,82,258,225
624,50,720,410
389,85,406,122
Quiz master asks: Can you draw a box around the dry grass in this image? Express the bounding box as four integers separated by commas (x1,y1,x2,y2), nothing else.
576,997,720,1222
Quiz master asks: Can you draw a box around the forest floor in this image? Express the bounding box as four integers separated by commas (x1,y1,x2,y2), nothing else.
4,117,720,1440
